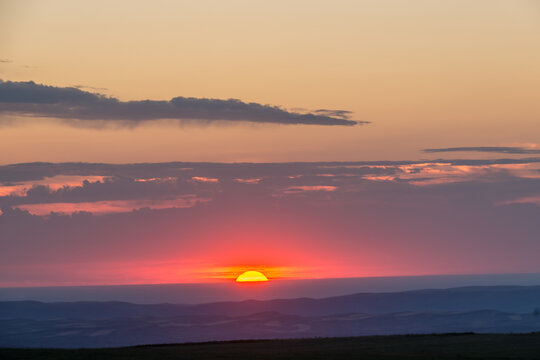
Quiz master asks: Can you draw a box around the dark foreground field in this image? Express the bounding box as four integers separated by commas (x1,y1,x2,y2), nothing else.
2,333,540,360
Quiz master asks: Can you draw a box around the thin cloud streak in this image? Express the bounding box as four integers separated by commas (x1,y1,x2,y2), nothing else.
14,196,207,215
0,80,364,126
423,146,540,155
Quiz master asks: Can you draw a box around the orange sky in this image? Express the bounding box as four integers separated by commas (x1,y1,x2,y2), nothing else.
1,0,539,163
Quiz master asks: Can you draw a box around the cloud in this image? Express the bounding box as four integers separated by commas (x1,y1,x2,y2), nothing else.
0,175,216,208
312,109,353,119
0,80,364,126
15,196,206,215
72,84,109,92
2,159,540,214
423,146,540,154
0,59,12,64
3,158,539,184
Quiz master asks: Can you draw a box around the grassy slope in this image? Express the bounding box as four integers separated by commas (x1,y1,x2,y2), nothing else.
1,333,540,360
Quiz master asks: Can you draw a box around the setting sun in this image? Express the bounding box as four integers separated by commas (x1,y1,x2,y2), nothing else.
235,270,269,283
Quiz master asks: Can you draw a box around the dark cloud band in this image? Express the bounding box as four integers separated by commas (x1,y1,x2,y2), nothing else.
0,80,364,126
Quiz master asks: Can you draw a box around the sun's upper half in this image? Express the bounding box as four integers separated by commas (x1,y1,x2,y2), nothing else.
235,270,269,282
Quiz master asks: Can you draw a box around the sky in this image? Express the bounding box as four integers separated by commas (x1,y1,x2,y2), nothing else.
0,0,539,288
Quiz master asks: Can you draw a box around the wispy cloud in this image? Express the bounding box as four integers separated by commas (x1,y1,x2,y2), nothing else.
423,146,540,154
15,196,206,215
0,80,365,126
2,158,539,214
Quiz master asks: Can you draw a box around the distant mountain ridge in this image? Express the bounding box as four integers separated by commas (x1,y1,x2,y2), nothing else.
191,285,540,317
2,285,539,320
